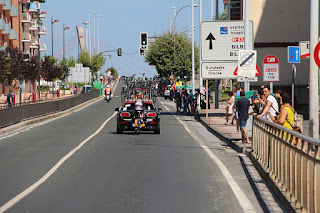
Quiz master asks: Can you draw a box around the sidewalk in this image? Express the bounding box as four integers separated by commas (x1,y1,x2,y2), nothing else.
197,101,310,154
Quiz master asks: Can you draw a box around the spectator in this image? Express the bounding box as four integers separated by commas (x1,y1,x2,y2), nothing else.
236,91,251,143
257,86,279,121
174,90,181,112
225,91,235,125
183,91,190,113
6,89,14,107
274,90,283,106
251,88,266,115
269,93,294,130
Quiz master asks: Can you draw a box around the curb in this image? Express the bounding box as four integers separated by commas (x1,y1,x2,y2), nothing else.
0,96,103,136
195,112,296,213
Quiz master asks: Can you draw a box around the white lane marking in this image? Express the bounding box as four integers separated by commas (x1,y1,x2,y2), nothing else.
0,111,117,213
161,102,256,213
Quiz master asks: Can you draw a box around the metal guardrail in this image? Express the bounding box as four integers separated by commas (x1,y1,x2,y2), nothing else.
252,117,320,213
0,91,99,129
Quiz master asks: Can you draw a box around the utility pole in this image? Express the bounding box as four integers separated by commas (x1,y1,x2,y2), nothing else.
309,0,319,139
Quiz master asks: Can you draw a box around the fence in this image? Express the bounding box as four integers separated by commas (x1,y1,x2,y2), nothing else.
0,91,99,128
252,117,320,213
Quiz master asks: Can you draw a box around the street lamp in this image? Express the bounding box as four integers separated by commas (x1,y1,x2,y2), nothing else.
173,4,197,88
63,25,70,62
51,17,59,56
170,7,176,33
97,15,102,54
82,22,89,50
88,10,93,61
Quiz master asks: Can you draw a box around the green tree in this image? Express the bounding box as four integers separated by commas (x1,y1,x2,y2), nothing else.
78,51,106,78
41,55,63,82
144,31,199,79
106,67,119,78
219,9,228,20
0,50,11,83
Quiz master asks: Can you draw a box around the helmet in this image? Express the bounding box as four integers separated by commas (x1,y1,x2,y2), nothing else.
137,94,142,99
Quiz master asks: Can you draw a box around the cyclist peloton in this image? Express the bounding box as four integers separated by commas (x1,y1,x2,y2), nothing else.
134,93,145,128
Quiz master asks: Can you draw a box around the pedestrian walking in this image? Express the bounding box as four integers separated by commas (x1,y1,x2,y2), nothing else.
6,89,14,107
225,91,235,125
175,90,181,112
236,91,251,143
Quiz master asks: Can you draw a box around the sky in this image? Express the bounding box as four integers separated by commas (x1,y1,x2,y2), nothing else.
41,0,224,78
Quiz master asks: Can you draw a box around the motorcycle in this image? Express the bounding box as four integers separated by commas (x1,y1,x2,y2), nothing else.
105,91,111,102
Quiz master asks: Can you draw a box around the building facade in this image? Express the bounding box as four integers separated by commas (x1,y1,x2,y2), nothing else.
0,0,46,96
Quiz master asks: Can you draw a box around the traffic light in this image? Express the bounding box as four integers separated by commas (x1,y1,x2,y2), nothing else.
139,48,145,56
117,48,122,56
140,32,148,47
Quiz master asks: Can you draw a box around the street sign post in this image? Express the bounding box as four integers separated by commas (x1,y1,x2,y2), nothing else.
299,41,310,59
237,77,258,82
200,21,253,62
237,50,257,77
263,55,280,93
201,62,238,79
287,46,300,63
263,55,280,82
200,21,253,79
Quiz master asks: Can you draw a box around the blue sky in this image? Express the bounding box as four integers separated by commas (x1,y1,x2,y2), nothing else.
41,0,224,77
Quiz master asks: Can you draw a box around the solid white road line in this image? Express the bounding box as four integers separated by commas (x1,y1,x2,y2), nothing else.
0,112,117,213
161,101,256,213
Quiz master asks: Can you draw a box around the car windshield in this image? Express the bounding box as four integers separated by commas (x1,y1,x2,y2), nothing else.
122,103,135,111
144,103,154,111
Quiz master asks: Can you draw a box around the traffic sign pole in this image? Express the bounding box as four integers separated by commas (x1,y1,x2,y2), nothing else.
244,0,250,92
309,0,319,139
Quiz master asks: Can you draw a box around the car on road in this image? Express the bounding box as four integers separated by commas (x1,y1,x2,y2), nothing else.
164,85,171,99
115,99,161,134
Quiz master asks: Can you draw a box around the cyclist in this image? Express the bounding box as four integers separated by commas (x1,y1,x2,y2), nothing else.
134,93,145,127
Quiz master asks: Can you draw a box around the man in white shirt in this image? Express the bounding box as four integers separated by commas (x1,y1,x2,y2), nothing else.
256,86,279,121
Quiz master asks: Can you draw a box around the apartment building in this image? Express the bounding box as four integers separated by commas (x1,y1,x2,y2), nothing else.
0,0,46,96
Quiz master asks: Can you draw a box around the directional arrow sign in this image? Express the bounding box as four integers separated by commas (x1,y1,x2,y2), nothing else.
287,46,300,63
206,33,215,50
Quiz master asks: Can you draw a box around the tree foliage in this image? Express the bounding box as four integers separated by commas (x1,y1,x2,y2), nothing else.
41,55,63,82
0,50,11,83
144,31,199,79
78,51,106,75
106,67,119,78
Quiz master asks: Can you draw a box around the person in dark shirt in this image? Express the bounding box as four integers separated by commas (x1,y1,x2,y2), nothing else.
236,91,251,143
7,90,14,107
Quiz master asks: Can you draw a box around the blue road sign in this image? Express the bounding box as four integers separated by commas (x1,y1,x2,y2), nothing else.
288,46,300,63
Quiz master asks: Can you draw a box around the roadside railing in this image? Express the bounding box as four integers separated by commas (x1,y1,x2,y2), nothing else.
0,91,99,129
252,117,320,213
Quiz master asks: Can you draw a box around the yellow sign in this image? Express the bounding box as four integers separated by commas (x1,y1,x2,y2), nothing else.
176,81,183,87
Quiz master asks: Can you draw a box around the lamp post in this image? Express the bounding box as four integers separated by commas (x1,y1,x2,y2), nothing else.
51,17,59,56
93,12,96,53
82,22,89,50
191,0,196,95
173,4,197,88
170,7,176,33
97,15,101,54
88,10,93,61
63,24,70,62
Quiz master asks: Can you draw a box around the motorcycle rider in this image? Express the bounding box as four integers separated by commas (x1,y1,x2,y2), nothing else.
134,93,145,127
105,84,112,97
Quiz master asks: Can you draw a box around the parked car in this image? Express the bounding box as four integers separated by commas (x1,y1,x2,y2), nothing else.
81,85,91,93
164,85,171,99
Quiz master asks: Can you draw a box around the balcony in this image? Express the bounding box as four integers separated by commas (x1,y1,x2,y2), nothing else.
39,26,46,35
30,20,38,30
30,38,38,48
2,23,10,35
22,32,31,42
40,43,46,51
29,2,39,12
0,18,5,30
3,0,11,10
0,46,6,52
22,51,30,61
21,13,31,22
10,6,18,17
21,0,30,3
9,29,17,40
0,0,5,6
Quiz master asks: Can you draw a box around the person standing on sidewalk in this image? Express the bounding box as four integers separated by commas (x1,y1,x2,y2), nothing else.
236,91,251,143
225,91,235,125
256,86,279,121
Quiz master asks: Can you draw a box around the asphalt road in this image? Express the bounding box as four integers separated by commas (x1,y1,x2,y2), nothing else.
0,81,267,213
